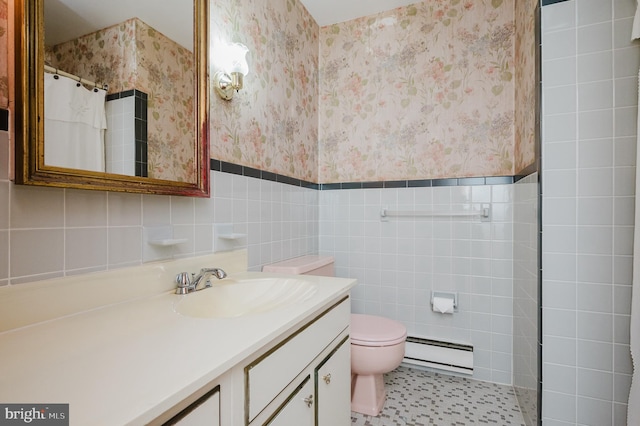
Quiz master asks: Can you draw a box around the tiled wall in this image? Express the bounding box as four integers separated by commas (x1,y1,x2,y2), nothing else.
209,171,319,271
319,183,515,384
513,172,540,426
541,0,637,424
0,143,318,285
105,90,149,177
105,96,136,176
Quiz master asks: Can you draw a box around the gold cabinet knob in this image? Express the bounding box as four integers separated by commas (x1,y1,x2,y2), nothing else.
303,395,314,408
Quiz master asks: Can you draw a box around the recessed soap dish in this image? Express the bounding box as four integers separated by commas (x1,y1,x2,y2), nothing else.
148,238,188,247
217,233,246,240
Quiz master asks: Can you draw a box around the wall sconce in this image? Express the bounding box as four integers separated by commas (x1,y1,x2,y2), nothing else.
213,42,249,101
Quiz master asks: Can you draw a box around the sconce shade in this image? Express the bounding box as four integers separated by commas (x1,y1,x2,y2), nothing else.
226,43,249,76
214,42,249,101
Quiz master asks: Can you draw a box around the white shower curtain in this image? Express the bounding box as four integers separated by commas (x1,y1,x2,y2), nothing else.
44,73,107,172
630,3,640,424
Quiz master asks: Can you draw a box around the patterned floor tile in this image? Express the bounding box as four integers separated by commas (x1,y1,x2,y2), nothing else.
351,366,525,426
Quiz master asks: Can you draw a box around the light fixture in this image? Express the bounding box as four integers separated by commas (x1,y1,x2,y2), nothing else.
213,42,249,101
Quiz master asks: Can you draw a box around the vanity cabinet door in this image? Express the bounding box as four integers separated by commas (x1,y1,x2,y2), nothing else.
316,337,350,425
246,299,350,421
266,376,314,426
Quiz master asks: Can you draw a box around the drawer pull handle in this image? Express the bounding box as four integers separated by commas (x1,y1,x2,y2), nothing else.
322,374,331,384
303,395,314,408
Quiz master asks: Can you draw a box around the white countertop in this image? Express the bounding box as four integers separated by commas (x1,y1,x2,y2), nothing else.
0,254,356,425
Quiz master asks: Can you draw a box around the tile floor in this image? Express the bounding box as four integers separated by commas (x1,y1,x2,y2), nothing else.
351,366,526,425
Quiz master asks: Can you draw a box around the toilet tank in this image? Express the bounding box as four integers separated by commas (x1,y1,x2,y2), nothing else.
262,255,335,277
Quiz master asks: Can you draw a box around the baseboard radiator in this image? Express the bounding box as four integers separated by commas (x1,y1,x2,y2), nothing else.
403,336,474,375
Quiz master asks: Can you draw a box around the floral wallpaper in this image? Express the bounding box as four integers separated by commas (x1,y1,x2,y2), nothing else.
48,18,196,183
0,0,7,109
318,1,516,183
210,0,319,183
2,0,536,184
514,0,538,174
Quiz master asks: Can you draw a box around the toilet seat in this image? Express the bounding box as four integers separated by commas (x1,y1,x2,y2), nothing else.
351,314,407,346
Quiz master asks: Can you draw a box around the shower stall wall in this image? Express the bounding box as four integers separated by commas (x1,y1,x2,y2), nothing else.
541,0,638,424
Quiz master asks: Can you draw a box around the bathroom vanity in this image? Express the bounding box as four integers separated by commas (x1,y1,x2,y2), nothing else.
0,250,356,425
161,296,351,425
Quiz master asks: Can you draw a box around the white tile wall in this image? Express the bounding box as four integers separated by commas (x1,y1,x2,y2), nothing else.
319,184,515,384
0,164,318,284
105,96,135,176
542,0,637,424
513,172,539,426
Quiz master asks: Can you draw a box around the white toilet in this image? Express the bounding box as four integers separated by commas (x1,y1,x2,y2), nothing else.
263,255,407,416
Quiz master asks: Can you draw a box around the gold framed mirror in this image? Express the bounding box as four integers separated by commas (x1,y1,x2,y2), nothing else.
13,0,210,197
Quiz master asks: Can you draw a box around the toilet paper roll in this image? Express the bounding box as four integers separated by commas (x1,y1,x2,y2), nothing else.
432,296,455,314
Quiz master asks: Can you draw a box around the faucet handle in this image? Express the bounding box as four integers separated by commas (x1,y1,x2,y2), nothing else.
175,272,192,294
200,267,228,280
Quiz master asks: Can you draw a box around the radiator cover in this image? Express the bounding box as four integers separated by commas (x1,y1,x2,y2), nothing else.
403,336,474,375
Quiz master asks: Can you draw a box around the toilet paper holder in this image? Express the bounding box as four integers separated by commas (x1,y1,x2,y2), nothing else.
431,291,458,312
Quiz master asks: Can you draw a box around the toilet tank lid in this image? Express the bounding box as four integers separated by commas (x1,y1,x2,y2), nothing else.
262,255,335,274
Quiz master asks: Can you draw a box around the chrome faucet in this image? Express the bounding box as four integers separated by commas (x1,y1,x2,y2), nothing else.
175,267,228,294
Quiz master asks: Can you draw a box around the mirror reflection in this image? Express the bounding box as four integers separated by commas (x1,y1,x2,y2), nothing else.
42,0,197,183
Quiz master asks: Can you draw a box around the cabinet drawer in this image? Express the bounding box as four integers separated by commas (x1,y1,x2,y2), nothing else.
246,297,349,422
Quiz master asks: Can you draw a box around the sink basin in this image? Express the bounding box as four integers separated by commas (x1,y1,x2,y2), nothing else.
173,278,318,318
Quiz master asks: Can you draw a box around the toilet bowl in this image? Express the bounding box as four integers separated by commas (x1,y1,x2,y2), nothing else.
350,313,406,416
263,255,408,416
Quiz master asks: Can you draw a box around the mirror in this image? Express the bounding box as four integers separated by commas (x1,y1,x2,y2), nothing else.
14,0,210,196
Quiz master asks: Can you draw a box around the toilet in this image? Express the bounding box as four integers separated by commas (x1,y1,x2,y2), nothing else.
263,255,407,416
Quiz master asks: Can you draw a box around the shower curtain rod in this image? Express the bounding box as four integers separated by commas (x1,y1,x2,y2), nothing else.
44,65,108,91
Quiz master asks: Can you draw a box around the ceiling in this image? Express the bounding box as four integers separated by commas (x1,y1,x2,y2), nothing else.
44,0,193,49
45,0,416,51
299,0,420,26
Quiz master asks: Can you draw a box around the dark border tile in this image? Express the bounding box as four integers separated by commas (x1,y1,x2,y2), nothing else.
277,174,300,186
384,181,407,188
221,161,243,175
486,176,515,185
458,177,485,186
0,109,8,131
209,161,527,191
362,181,384,189
321,183,342,190
136,91,148,177
262,171,278,182
302,182,320,190
341,182,363,189
432,178,458,187
244,167,261,179
541,0,569,5
408,179,432,188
